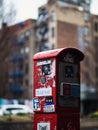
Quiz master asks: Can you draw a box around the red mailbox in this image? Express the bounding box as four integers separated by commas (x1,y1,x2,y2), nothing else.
33,47,84,130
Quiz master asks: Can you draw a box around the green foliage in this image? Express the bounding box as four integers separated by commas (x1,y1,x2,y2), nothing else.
16,113,27,116
88,111,98,118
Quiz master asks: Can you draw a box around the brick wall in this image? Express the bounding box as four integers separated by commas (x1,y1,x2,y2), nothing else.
57,21,78,49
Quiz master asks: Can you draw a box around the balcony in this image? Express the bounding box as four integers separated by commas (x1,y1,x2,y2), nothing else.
36,26,49,40
10,54,24,62
9,70,24,78
37,10,48,25
9,85,24,94
58,0,90,6
40,26,48,35
14,37,25,46
18,21,25,27
39,41,50,51
56,1,69,8
39,10,48,16
43,32,49,40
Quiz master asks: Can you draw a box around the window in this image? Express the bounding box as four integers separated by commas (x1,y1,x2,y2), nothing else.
85,0,91,4
52,44,55,49
18,35,25,45
84,41,89,48
51,10,56,21
94,22,98,32
84,71,90,85
20,48,25,54
94,37,98,61
85,5,90,12
25,64,29,74
25,47,30,54
84,26,89,36
19,63,23,70
94,36,98,44
51,27,55,37
25,79,29,86
18,79,23,84
95,67,98,77
94,36,98,48
57,1,68,8
84,12,89,22
84,56,89,67
72,0,78,4
25,31,30,40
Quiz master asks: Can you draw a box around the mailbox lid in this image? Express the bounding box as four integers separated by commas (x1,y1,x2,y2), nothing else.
33,47,84,61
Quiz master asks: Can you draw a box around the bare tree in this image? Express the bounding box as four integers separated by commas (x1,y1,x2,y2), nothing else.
0,0,16,27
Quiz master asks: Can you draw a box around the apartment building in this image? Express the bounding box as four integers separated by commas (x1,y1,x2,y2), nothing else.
82,14,98,114
90,15,98,89
36,0,98,115
36,1,91,83
0,19,36,99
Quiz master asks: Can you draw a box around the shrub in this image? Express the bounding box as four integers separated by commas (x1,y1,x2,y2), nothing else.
88,111,98,118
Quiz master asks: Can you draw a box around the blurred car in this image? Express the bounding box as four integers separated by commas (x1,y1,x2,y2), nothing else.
0,104,33,116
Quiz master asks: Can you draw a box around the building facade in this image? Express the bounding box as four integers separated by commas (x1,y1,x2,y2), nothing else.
0,19,36,99
81,14,98,115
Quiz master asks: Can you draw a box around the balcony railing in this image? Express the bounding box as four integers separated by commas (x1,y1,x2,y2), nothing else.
14,38,25,46
9,70,24,78
36,26,49,41
37,10,48,25
10,55,24,62
39,41,50,51
9,85,24,94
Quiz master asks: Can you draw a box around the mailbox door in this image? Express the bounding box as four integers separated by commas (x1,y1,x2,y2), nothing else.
34,114,57,130
57,52,80,112
33,58,57,113
58,113,80,130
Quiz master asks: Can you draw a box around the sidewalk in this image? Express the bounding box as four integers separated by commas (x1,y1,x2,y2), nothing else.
80,117,98,128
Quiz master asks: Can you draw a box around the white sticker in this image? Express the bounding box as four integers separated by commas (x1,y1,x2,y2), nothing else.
37,60,51,66
44,104,55,112
37,122,50,130
33,98,40,111
36,87,52,97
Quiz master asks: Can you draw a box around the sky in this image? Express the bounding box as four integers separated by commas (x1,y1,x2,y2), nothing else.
15,0,47,21
91,0,98,14
5,0,98,24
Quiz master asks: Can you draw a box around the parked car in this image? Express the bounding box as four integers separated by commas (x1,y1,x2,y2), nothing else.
0,104,33,116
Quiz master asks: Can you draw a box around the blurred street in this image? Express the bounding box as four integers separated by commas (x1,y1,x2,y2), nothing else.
0,118,98,130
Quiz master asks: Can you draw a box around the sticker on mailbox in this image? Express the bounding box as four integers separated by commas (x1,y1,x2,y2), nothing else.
36,87,52,97
43,96,55,112
33,98,40,111
37,122,50,130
